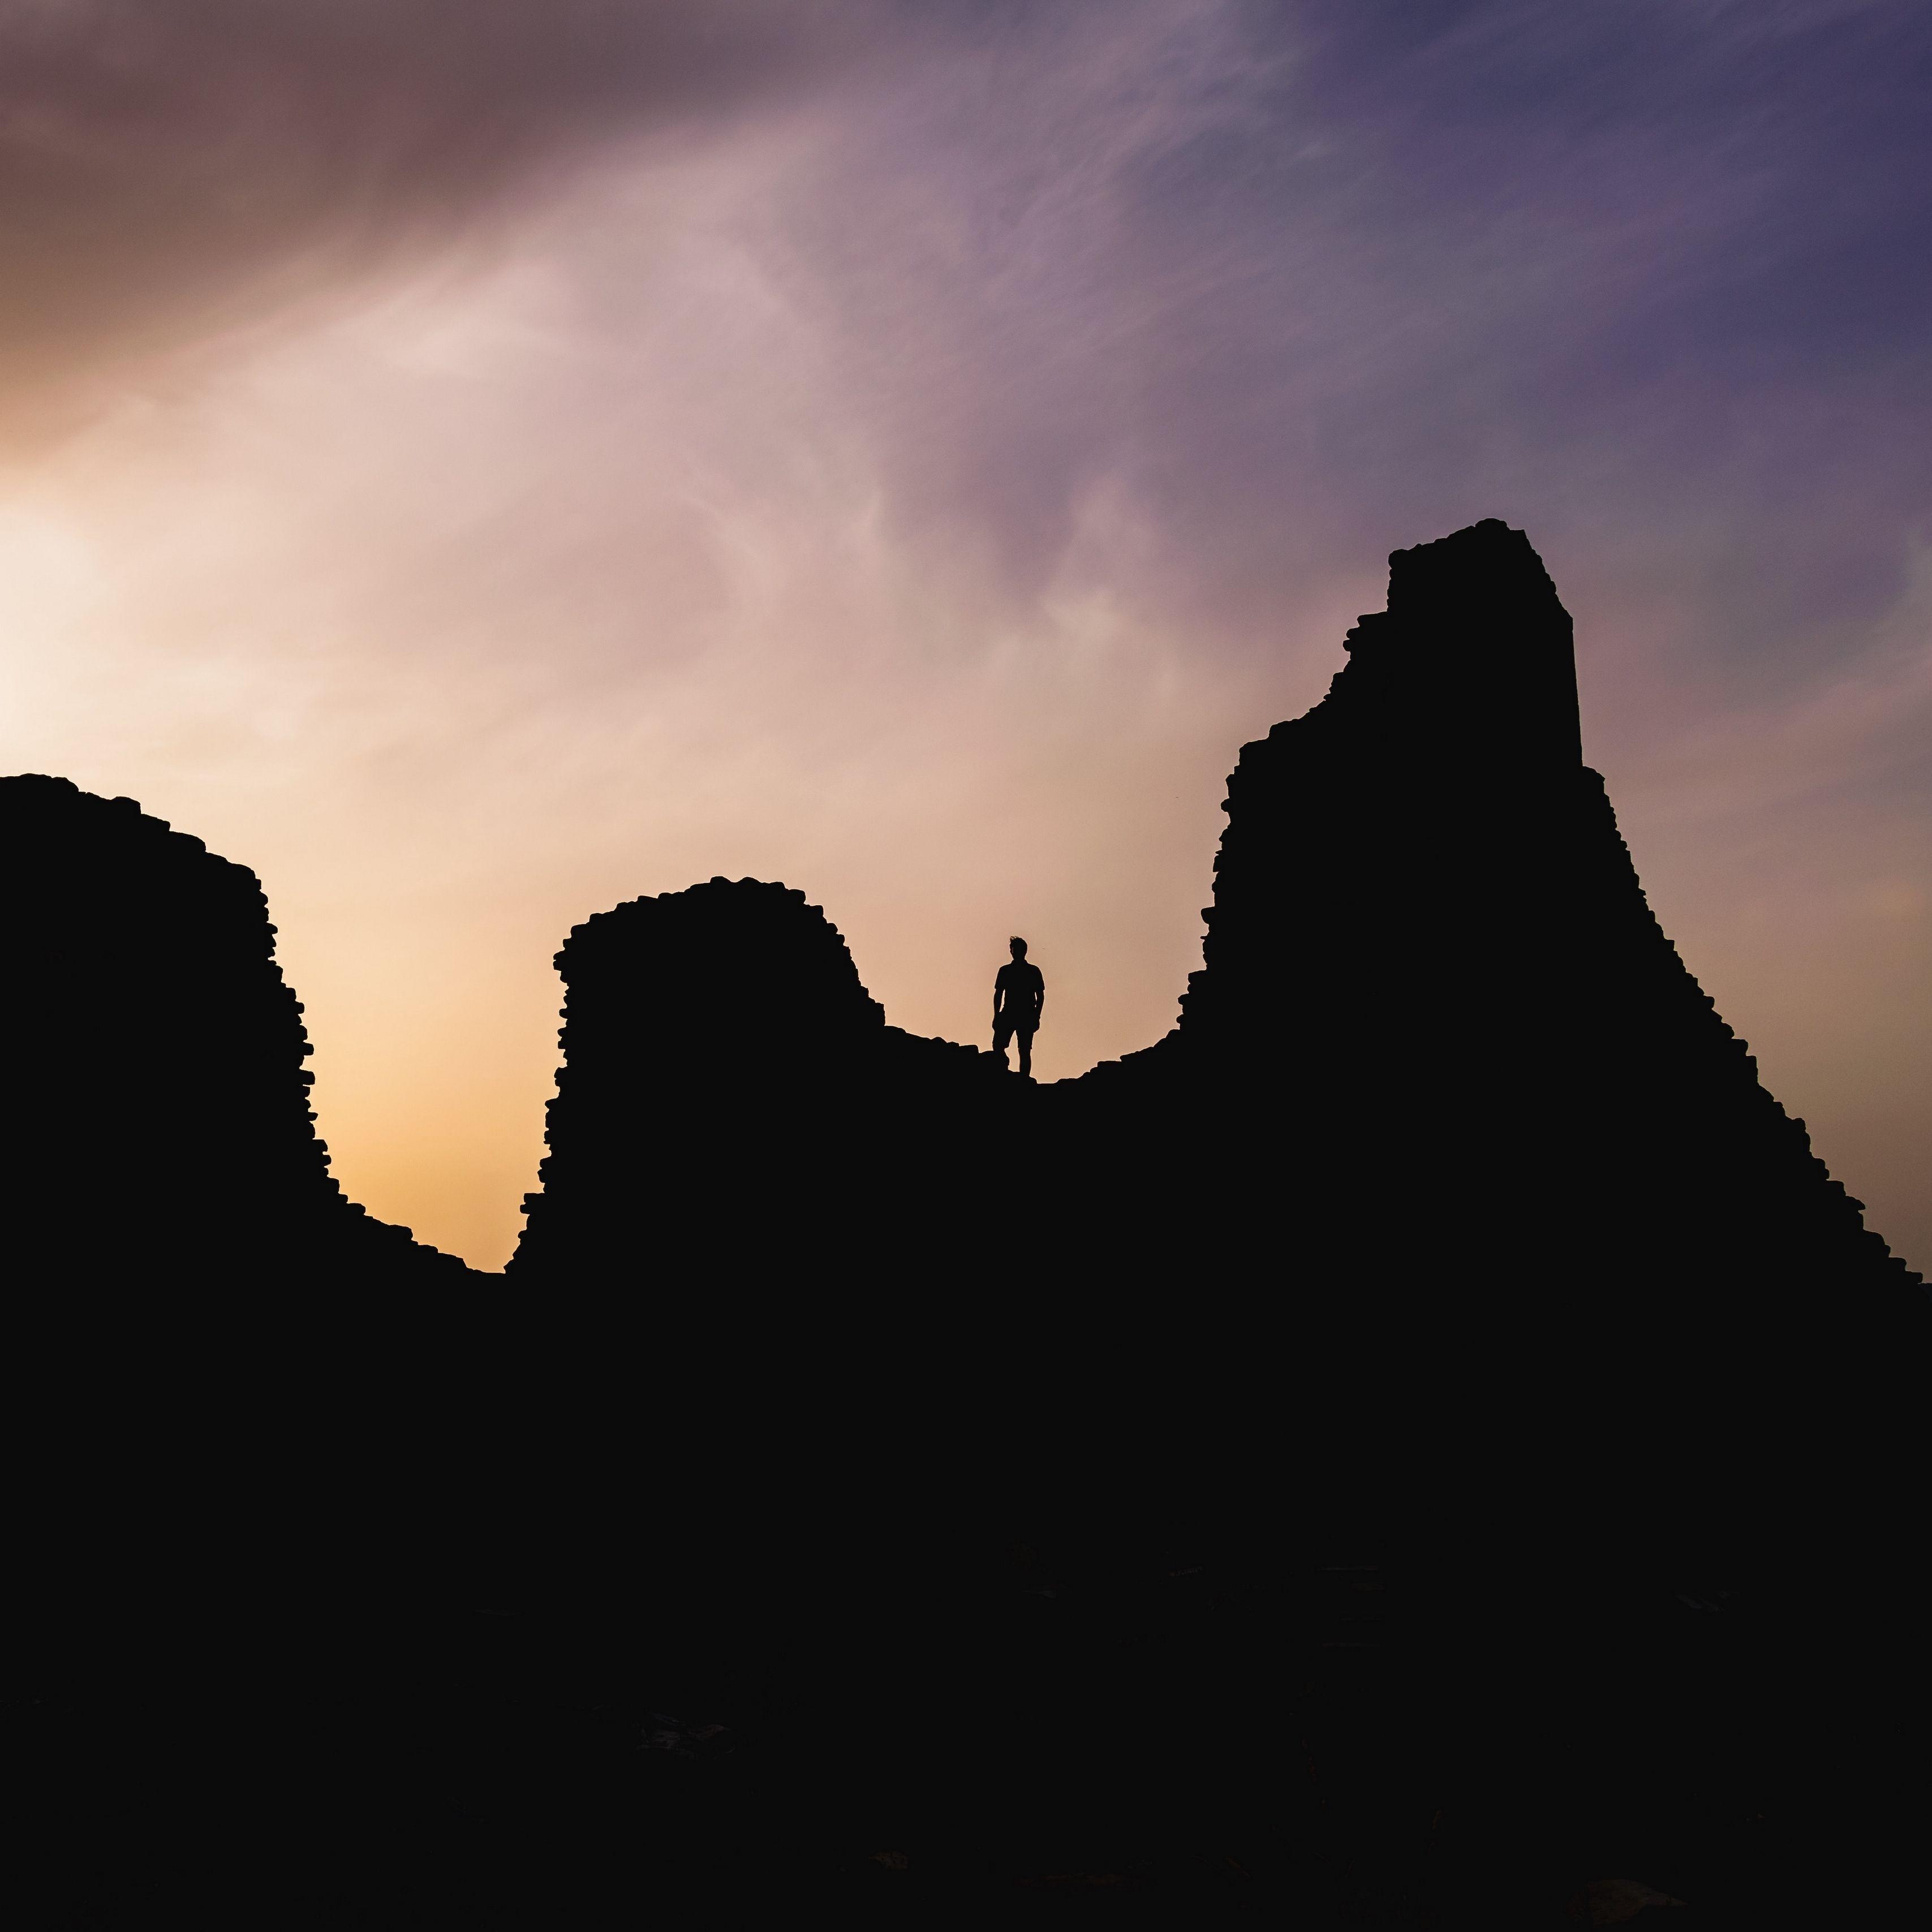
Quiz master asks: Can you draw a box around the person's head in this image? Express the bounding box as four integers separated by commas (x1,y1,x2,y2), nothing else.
1009,936,1027,959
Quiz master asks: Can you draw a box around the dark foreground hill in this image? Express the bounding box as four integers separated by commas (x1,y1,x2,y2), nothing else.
6,520,1927,1926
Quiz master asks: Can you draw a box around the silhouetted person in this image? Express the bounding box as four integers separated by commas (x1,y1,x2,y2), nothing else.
992,935,1045,1078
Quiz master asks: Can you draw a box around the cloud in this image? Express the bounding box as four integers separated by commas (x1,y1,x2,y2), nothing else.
0,0,889,435
550,0,1932,700
12,0,1927,653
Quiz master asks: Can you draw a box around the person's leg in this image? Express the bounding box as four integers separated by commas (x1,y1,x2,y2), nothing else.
1017,1027,1033,1079
993,1015,1013,1066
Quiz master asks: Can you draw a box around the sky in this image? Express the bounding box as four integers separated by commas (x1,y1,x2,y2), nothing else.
3,0,1928,1273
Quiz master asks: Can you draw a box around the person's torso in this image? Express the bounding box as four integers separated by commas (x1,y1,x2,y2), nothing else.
996,961,1043,1023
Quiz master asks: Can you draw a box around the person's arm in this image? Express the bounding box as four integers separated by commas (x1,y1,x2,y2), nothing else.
992,974,1004,1030
1033,972,1045,1027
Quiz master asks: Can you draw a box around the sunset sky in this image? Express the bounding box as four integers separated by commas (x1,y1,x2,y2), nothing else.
3,1,1928,1273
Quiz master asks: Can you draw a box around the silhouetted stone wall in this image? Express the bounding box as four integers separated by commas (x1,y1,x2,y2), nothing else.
505,522,1924,1594
511,875,1002,1285
1001,522,1927,1921
1039,521,1931,1600
1175,520,1914,1309
0,773,475,1285
14,521,1920,1921
493,522,1927,1914
500,875,1007,1734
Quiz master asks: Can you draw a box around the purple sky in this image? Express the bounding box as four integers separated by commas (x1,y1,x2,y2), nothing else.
3,0,1927,1270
